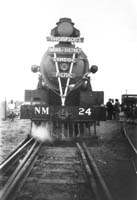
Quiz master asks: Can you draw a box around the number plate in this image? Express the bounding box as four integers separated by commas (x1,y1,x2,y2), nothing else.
21,105,106,121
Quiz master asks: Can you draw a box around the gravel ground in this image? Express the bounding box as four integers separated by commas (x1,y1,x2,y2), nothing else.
0,119,137,200
123,123,137,149
89,120,137,200
0,118,30,163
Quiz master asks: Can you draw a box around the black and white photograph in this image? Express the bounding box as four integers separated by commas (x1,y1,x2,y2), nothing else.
0,0,137,199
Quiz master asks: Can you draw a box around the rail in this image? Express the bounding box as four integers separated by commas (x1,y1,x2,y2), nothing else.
123,123,137,174
123,123,137,154
0,137,33,172
0,140,41,200
77,142,113,200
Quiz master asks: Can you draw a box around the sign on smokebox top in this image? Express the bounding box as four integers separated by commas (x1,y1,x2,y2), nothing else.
46,36,84,43
48,47,81,54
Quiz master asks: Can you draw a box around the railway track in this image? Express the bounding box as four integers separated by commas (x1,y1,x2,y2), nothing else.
123,122,137,174
0,137,41,200
0,138,113,200
0,137,33,172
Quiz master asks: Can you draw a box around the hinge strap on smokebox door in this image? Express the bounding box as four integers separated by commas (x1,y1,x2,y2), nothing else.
54,52,63,101
54,52,76,106
63,53,76,102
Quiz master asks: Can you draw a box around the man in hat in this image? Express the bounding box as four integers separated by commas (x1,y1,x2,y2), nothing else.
106,99,114,120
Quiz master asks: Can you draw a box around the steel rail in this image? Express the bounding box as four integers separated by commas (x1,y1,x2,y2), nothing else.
0,138,33,171
123,123,137,174
12,146,41,200
131,159,137,174
82,142,113,200
77,142,113,200
76,142,100,200
123,123,137,154
0,137,29,165
0,141,41,200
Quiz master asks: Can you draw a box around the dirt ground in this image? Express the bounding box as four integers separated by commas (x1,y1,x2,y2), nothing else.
89,121,137,200
0,118,30,163
0,119,137,200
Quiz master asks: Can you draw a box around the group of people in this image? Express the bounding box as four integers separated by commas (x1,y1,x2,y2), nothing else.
106,98,120,120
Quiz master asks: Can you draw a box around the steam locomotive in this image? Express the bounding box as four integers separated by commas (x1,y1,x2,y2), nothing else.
20,18,106,139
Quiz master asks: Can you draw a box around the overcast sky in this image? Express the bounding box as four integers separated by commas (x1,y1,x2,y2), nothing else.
0,0,137,103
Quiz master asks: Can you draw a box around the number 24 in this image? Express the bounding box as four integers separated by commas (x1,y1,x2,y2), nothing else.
79,108,92,116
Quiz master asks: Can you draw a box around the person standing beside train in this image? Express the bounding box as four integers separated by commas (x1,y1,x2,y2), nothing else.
114,99,120,120
8,100,16,121
106,99,113,120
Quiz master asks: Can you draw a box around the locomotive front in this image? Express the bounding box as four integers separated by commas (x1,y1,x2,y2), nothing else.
21,18,106,139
